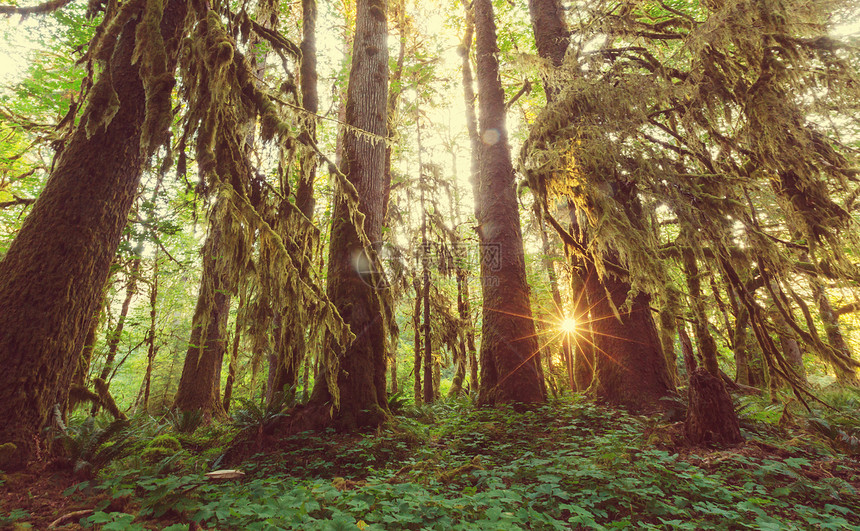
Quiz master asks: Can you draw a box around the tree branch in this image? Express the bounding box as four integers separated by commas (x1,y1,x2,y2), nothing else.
0,194,36,210
0,0,73,16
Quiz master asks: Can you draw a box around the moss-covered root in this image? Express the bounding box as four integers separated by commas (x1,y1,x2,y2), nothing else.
0,442,18,470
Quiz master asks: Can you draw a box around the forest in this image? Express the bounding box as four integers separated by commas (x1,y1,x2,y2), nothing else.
0,0,859,528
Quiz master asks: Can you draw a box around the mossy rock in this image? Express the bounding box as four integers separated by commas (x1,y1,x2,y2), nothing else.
148,434,182,451
141,434,182,464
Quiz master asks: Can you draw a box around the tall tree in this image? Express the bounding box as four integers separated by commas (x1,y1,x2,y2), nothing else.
527,0,673,410
0,0,188,470
473,0,545,405
301,0,391,428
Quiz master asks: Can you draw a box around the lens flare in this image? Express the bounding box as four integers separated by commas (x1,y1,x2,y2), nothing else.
560,317,576,334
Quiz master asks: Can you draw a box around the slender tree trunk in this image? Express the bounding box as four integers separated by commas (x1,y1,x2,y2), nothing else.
417,124,434,405
0,0,187,470
174,210,231,419
459,0,481,397
222,294,243,413
92,255,141,415
295,0,318,220
811,281,858,384
390,348,399,395
659,307,679,385
473,0,545,405
141,255,159,413
448,270,470,397
681,246,720,376
413,278,423,404
302,351,311,401
304,0,390,429
771,308,807,384
733,305,751,385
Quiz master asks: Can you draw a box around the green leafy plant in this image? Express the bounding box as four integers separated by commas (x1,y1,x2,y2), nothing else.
231,387,297,432
53,416,135,479
386,390,409,414
165,408,204,434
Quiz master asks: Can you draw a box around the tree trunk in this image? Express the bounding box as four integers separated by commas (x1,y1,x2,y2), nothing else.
267,312,302,404
295,0,318,221
526,0,568,101
586,265,673,411
173,210,231,419
92,255,141,415
304,0,390,429
459,0,481,397
141,255,159,414
0,0,186,470
681,246,720,376
811,280,858,384
770,306,807,384
658,307,679,386
413,277,422,404
473,0,545,405
681,323,742,445
222,294,243,413
448,270,471,397
418,125,434,405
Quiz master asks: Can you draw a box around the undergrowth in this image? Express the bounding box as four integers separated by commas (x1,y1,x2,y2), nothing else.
8,392,860,529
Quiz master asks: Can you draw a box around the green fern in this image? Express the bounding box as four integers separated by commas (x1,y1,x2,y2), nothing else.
54,417,135,478
166,409,204,434
231,386,297,431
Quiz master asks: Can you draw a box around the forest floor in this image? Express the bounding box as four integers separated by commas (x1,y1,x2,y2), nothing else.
1,393,859,530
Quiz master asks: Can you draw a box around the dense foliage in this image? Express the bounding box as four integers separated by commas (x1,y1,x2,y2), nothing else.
1,0,859,527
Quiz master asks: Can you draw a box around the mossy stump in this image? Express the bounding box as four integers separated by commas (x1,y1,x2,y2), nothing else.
685,367,743,446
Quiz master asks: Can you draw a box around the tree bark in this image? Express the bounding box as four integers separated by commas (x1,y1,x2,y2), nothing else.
474,0,545,405
0,0,187,470
526,0,568,101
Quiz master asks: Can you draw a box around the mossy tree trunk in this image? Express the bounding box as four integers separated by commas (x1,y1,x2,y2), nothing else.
680,241,742,442
473,0,545,405
222,293,243,413
413,277,422,404
681,324,743,445
0,0,187,470
174,213,231,419
459,1,481,397
812,280,858,384
304,0,390,429
266,0,319,407
586,266,674,411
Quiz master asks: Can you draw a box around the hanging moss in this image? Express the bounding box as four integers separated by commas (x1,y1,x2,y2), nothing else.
521,0,860,393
